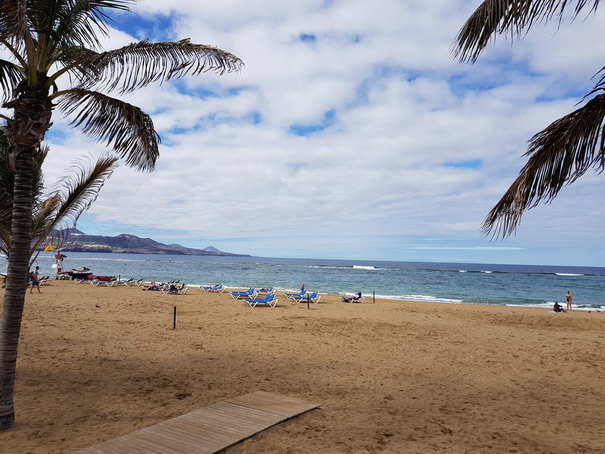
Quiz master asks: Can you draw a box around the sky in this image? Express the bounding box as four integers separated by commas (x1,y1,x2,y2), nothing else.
37,0,605,266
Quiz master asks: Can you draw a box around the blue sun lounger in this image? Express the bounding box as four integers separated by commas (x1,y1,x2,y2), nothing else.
292,291,320,304
230,288,256,299
284,289,307,300
201,284,224,292
243,292,278,307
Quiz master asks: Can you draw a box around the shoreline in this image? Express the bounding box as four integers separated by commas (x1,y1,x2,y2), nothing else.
14,253,605,310
1,280,604,453
193,284,602,311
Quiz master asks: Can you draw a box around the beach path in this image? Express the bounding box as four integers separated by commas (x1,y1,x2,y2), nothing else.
74,391,321,453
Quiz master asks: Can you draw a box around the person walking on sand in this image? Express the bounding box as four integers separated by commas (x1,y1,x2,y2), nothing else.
566,290,573,311
30,266,41,294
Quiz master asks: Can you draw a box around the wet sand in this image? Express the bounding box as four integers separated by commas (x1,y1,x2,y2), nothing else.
1,280,604,453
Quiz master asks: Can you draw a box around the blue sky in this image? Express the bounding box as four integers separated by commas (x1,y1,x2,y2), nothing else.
39,1,605,266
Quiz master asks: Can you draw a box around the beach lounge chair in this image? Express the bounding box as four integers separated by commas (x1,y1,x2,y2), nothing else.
284,289,307,300
201,284,224,292
39,276,52,286
230,288,256,299
243,292,278,307
342,292,364,303
164,284,188,295
112,278,134,286
74,277,93,284
91,277,117,286
292,291,320,304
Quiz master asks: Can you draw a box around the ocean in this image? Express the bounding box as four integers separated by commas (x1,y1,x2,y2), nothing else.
13,252,605,311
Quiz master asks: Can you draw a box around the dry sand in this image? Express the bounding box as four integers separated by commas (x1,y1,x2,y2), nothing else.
1,280,604,453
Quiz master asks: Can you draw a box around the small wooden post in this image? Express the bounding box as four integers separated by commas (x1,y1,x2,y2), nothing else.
173,306,177,329
373,291,375,304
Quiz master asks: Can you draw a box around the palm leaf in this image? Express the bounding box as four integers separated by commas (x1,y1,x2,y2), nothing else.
31,195,61,253
46,0,136,48
30,153,118,252
453,0,600,62
56,89,160,170
0,125,118,255
49,152,118,228
0,0,27,43
483,92,605,237
0,60,24,104
71,39,244,94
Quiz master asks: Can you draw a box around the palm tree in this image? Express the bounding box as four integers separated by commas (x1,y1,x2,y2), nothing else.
0,0,243,429
453,0,603,238
0,131,119,259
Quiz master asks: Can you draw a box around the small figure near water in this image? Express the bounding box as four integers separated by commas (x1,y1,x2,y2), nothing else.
566,290,573,311
553,301,566,313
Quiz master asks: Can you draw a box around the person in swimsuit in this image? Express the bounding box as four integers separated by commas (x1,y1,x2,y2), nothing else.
565,290,572,311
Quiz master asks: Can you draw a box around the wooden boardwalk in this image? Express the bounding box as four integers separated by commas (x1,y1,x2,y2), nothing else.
75,391,321,453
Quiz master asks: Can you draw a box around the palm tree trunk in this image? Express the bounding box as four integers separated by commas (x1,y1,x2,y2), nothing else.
0,146,34,429
0,83,52,429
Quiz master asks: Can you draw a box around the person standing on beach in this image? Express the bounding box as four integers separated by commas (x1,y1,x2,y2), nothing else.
566,290,572,311
30,267,41,294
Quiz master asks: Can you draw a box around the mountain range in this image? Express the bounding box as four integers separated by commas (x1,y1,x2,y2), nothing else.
47,229,249,257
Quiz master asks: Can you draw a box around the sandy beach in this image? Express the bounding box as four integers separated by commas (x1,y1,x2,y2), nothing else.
1,280,604,453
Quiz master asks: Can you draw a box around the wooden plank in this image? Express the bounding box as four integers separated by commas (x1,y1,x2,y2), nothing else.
75,392,320,454
227,391,320,417
160,413,257,440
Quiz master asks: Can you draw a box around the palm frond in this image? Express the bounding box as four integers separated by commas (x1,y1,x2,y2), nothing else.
0,59,24,104
31,194,61,251
51,152,118,228
56,89,159,170
586,65,605,99
31,153,118,253
483,92,605,237
0,0,27,43
48,0,133,51
453,0,600,62
72,39,244,94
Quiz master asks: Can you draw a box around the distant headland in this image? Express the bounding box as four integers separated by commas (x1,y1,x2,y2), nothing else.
45,229,250,257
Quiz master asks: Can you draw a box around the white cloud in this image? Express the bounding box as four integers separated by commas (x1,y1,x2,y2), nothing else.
38,0,605,266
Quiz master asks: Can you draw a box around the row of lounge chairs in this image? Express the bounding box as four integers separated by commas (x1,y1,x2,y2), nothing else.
231,288,278,307
284,289,321,303
69,276,361,304
91,277,145,287
74,277,145,287
76,277,189,294
70,277,356,304
141,281,188,294
221,287,322,307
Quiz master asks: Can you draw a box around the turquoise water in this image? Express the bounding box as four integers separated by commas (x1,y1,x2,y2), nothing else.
16,252,605,310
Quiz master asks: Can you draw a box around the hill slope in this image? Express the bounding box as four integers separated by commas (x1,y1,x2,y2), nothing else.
47,229,249,256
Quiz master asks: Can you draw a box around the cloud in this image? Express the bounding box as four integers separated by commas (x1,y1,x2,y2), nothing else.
38,1,605,266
